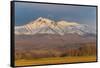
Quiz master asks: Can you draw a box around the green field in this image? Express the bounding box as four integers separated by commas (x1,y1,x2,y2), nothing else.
15,56,96,66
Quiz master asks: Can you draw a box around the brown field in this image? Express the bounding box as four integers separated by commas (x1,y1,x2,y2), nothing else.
15,34,97,66
15,56,96,66
15,42,96,66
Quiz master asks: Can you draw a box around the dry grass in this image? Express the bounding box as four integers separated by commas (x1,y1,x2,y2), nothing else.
15,56,96,66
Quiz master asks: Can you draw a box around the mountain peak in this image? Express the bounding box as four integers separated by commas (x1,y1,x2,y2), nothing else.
57,21,80,27
15,17,91,35
36,17,53,22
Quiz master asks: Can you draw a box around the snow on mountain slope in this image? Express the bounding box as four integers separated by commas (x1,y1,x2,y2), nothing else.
15,17,91,35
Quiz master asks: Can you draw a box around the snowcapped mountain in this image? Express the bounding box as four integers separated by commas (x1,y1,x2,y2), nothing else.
15,17,92,36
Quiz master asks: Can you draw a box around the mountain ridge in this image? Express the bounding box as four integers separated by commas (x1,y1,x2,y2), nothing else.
15,17,94,36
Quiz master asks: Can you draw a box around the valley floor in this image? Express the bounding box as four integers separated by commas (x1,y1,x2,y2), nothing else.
15,56,96,66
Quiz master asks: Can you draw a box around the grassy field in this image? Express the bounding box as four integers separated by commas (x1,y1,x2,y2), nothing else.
15,56,96,66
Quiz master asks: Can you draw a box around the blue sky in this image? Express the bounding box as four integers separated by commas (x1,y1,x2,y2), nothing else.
14,2,96,32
